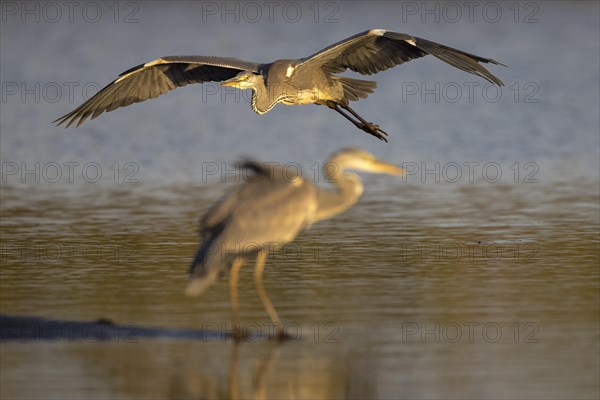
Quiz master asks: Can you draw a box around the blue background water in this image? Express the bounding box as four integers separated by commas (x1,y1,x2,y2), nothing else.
1,2,599,399
1,1,598,184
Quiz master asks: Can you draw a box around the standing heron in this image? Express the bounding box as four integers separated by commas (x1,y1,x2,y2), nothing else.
54,29,505,141
185,148,404,339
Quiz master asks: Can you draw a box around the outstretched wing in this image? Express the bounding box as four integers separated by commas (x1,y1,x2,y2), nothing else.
298,29,505,85
54,56,260,127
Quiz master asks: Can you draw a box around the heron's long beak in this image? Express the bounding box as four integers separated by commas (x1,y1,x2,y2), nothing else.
372,160,405,176
220,77,242,88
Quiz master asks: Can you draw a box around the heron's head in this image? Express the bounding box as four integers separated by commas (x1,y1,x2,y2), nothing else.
220,71,262,90
328,148,405,176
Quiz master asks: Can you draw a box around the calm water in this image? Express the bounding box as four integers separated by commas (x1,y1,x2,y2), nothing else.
1,178,598,399
1,1,599,399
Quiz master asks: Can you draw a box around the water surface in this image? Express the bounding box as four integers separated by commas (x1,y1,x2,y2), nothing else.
1,178,598,399
1,1,599,399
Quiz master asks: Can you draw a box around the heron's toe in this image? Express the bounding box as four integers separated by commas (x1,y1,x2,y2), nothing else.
273,329,295,342
232,327,252,342
370,125,389,142
357,122,389,142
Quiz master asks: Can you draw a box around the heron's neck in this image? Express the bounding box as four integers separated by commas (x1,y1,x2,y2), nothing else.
250,77,277,115
314,171,364,222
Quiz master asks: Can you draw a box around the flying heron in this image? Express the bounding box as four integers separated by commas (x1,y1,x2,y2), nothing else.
185,148,404,339
54,29,505,141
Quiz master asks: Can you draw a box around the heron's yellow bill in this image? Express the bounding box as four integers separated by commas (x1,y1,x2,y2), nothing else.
220,79,240,88
220,74,248,88
372,160,405,176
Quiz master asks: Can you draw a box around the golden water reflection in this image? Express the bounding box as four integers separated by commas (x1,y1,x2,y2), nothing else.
1,180,599,399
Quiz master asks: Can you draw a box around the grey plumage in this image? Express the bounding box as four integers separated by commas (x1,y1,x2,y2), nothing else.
184,148,405,336
54,56,260,128
186,160,317,296
299,31,504,85
54,29,505,140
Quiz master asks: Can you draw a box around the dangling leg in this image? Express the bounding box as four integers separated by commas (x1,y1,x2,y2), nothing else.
330,105,369,130
229,258,244,341
325,102,388,142
253,250,285,339
340,103,388,142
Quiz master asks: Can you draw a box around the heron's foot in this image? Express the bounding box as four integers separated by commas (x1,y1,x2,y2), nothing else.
232,327,251,342
360,122,388,142
272,328,295,342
